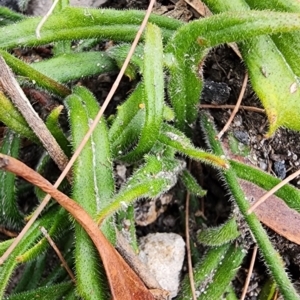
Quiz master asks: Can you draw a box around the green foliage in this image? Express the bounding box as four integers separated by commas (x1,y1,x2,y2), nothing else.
0,2,300,299
0,130,23,230
204,0,300,135
197,217,240,246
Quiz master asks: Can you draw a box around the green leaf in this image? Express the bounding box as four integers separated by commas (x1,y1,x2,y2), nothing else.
258,278,277,300
0,130,23,230
180,170,206,197
0,50,70,98
0,92,37,142
97,156,185,223
16,208,70,263
65,86,114,299
109,84,145,157
4,282,73,300
46,106,70,157
120,23,164,162
159,123,229,169
230,160,300,213
0,209,58,298
107,44,144,79
200,111,300,300
0,7,181,49
0,6,25,26
197,217,240,246
245,0,300,77
180,244,230,299
32,52,117,83
166,9,300,133
198,245,245,300
204,0,300,135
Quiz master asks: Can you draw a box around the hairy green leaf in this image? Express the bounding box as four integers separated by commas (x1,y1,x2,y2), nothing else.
197,217,240,246
0,7,181,49
201,111,300,300
230,160,300,213
0,50,70,98
180,170,206,197
204,0,300,135
109,84,145,157
4,282,73,300
0,92,37,142
32,52,117,83
166,10,300,133
65,86,114,299
0,130,23,230
97,156,185,223
120,23,164,162
159,123,228,169
180,244,230,299
46,106,70,157
198,245,245,299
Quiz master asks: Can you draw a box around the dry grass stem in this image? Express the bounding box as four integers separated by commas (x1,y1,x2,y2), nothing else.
200,104,264,114
36,0,60,38
240,245,258,300
216,72,248,139
185,162,197,300
248,167,300,214
0,57,69,173
40,226,76,284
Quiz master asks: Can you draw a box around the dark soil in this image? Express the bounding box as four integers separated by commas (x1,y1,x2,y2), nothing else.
1,0,300,299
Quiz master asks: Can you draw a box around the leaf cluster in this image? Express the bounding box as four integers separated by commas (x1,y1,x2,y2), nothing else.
0,0,300,299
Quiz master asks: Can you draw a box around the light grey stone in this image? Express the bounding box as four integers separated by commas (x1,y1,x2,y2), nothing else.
139,233,185,298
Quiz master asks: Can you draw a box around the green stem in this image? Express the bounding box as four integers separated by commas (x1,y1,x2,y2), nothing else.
200,111,300,300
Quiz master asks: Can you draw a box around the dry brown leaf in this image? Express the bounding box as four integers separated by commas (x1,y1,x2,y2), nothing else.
240,179,300,245
0,153,154,300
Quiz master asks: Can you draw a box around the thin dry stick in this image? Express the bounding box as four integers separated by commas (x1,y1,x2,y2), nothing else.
248,167,300,214
200,104,265,114
240,245,258,300
0,154,153,300
0,57,69,173
0,0,156,265
0,227,18,238
36,0,60,39
216,72,248,140
40,226,76,284
185,162,197,300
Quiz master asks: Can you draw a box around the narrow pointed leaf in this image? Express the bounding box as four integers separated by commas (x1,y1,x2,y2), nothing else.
0,7,181,49
32,52,117,83
120,23,164,162
197,217,240,246
0,130,23,230
97,156,185,223
65,86,115,299
159,124,228,169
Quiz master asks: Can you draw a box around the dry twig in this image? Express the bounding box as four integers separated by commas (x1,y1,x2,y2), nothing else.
185,161,197,300
200,104,265,114
40,226,76,283
0,57,69,173
216,72,248,139
240,245,258,300
248,167,300,214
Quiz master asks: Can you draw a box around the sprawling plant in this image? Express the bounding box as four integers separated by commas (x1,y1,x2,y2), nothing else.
0,0,300,299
